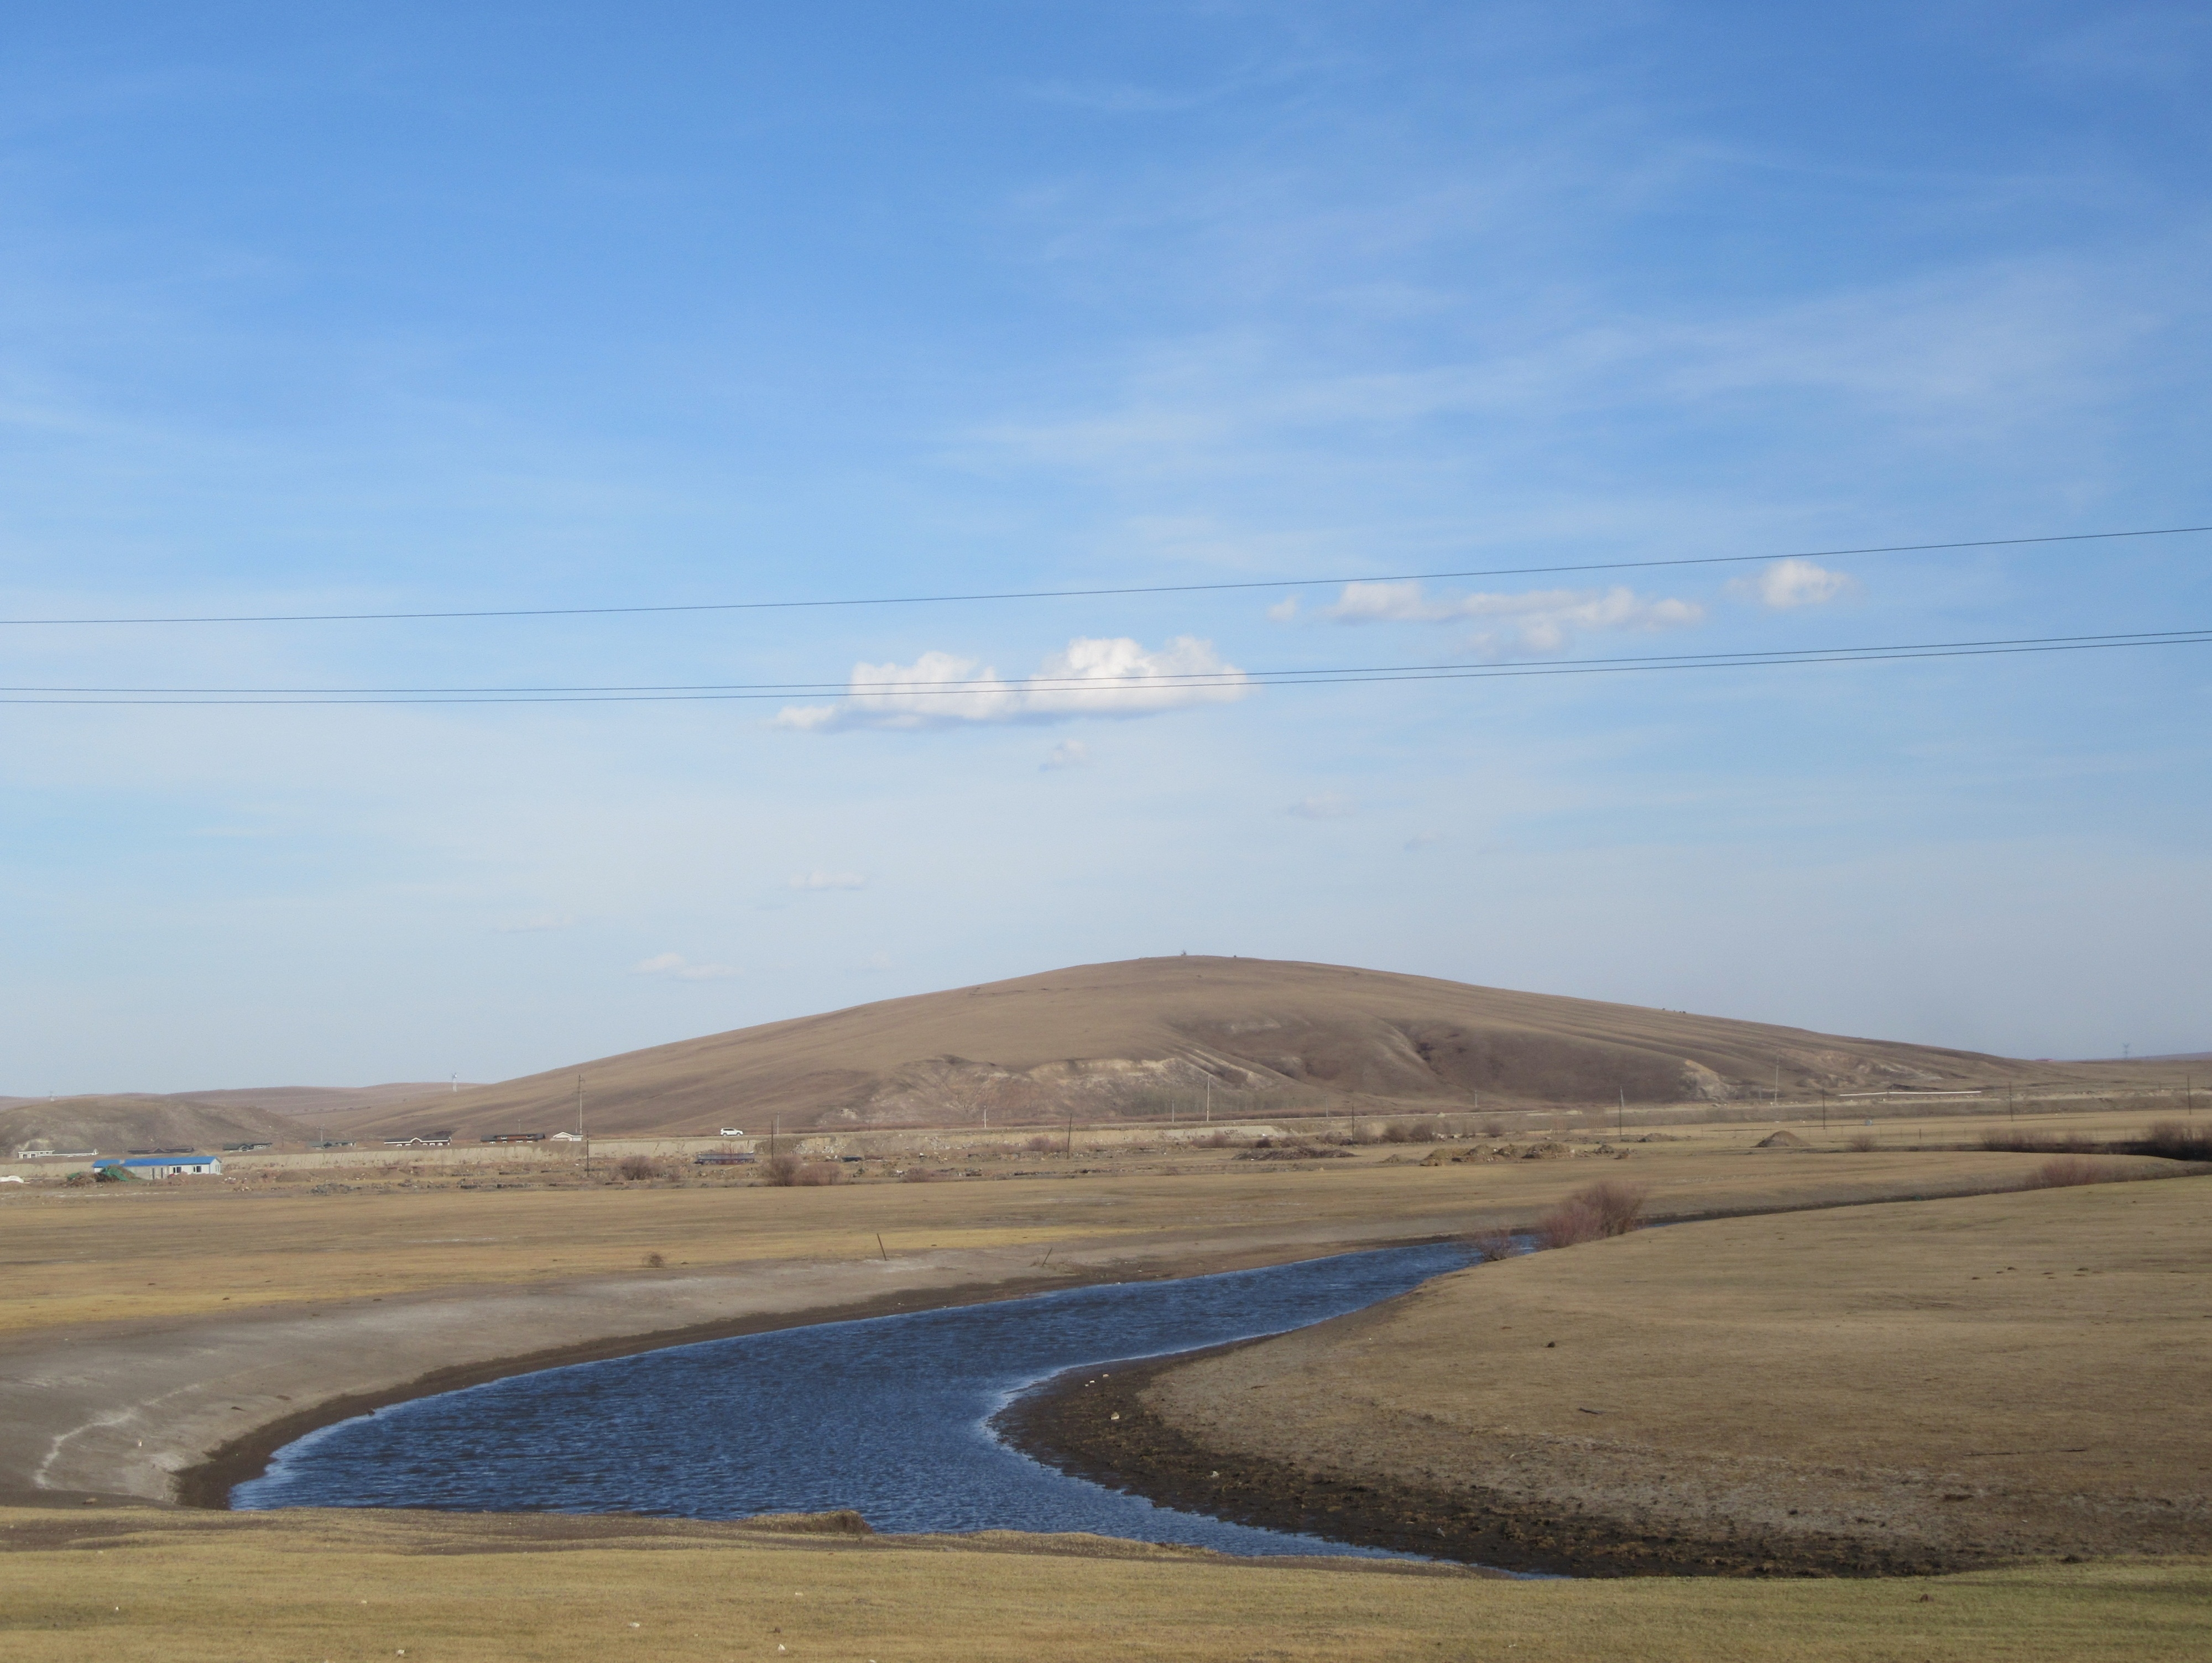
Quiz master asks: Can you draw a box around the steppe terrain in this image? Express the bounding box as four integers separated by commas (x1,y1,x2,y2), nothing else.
2,1506,2203,1663
4,1118,2106,1511
324,956,2182,1141
5,961,2206,1660
1014,1175,2210,1574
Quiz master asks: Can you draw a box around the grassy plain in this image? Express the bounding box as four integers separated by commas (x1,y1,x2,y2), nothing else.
0,1111,2156,1336
1133,1172,2212,1565
1,1507,2205,1663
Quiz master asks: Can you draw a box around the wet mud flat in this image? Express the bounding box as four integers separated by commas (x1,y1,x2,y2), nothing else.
994,1343,1986,1579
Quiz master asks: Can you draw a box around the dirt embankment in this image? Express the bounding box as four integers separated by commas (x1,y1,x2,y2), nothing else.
1001,1178,2212,1577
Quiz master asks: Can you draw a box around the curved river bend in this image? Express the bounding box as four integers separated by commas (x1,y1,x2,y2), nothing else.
237,1242,1473,1559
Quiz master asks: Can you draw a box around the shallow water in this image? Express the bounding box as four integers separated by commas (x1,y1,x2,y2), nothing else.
235,1241,1475,1557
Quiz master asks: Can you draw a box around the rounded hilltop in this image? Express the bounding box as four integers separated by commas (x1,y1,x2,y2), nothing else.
335,955,2084,1143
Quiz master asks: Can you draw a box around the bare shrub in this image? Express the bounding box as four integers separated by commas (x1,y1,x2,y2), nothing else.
1532,1197,1604,1249
615,1154,662,1181
1532,1181,1647,1250
791,1160,843,1186
1845,1132,1879,1152
898,1166,940,1183
1480,1121,1506,1139
1580,1180,1649,1235
1380,1120,1438,1143
760,1153,804,1186
2023,1155,2122,1189
2140,1121,2212,1162
1470,1227,1520,1262
643,1251,666,1268
1024,1134,1057,1154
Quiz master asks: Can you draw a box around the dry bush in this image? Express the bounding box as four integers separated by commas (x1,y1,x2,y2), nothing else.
897,1166,940,1183
643,1251,666,1268
1469,1227,1520,1262
1191,1130,1239,1149
1580,1180,1649,1234
1532,1180,1647,1250
1845,1132,1879,1151
760,1153,804,1186
792,1160,843,1186
1480,1121,1506,1139
2140,1121,2212,1162
1024,1134,1057,1154
615,1154,663,1181
1380,1120,1438,1143
2023,1155,2124,1189
1532,1197,1605,1249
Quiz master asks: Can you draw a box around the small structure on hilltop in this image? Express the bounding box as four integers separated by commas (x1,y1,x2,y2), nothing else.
91,1154,222,1179
383,1131,454,1148
482,1131,546,1144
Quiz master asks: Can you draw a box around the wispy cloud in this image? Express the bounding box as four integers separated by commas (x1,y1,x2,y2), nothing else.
1404,831,1443,851
1727,557,1855,610
786,870,867,891
1040,739,1092,770
1286,790,1357,820
774,636,1250,731
493,912,574,934
631,953,742,981
1314,581,1704,653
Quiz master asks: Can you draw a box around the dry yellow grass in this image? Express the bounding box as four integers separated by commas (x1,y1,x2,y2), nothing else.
0,1130,2098,1335
0,1507,2204,1663
1133,1174,2212,1565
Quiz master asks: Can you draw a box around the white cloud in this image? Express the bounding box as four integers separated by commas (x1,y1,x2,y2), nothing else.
1265,595,1301,622
1286,791,1357,820
1317,580,1705,654
1728,557,1855,610
786,870,868,891
774,636,1250,731
1041,740,1091,770
1404,832,1443,851
631,953,742,981
493,912,573,934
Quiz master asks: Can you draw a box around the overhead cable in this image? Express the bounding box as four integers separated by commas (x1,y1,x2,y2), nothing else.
1,524,2205,627
4,627,2205,705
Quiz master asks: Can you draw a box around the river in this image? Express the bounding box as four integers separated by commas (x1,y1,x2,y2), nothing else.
235,1240,1475,1558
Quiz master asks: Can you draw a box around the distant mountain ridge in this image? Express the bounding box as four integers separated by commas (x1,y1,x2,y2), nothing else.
333,955,2143,1143
2,1096,313,1158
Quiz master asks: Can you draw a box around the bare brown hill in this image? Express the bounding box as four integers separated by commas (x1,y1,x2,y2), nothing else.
158,1083,465,1120
341,955,2110,1142
2,1096,314,1158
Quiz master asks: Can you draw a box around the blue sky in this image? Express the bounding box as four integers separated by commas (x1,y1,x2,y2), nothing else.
3,2,2208,1091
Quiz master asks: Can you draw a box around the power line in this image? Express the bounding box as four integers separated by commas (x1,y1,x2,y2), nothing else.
2,524,2205,627
3,626,2204,705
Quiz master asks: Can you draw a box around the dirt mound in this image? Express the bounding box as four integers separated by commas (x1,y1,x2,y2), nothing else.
1754,1129,1811,1148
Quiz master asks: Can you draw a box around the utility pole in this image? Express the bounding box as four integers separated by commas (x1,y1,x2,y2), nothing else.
1819,1089,1828,1136
577,1076,588,1180
1065,1110,1074,1159
1205,1078,1212,1124
1618,1089,1625,1140
771,1115,779,1159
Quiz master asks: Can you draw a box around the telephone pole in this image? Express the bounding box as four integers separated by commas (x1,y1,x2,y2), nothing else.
577,1075,588,1179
